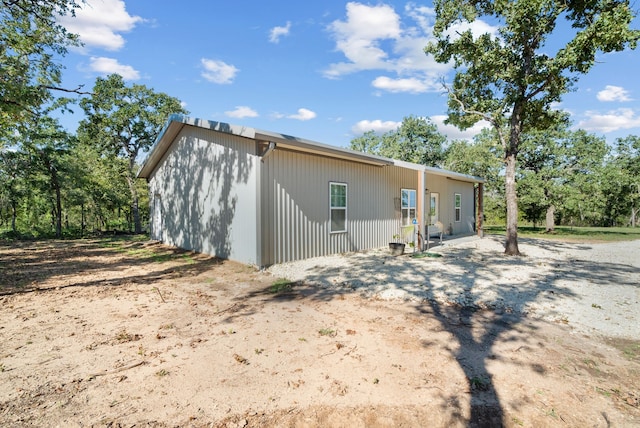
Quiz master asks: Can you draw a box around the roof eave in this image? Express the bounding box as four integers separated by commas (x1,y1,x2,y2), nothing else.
254,130,394,167
137,115,484,183
424,165,485,184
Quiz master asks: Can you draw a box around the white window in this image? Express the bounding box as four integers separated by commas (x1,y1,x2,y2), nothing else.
454,193,462,222
401,189,416,226
330,182,347,233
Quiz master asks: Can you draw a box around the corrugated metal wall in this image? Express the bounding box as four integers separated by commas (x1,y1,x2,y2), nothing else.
147,125,478,267
149,126,260,265
260,149,418,265
425,174,477,235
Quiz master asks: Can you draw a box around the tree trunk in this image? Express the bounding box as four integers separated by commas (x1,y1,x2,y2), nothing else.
125,161,142,234
81,203,86,237
545,205,555,232
504,151,520,255
48,157,62,238
11,200,17,233
55,183,62,238
503,102,523,256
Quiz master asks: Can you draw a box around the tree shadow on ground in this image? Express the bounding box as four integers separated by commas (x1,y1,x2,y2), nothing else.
0,238,224,296
240,236,639,427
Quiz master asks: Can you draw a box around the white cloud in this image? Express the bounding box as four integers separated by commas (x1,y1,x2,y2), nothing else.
372,76,436,93
287,108,317,121
351,119,401,134
225,106,259,118
324,2,493,94
597,85,632,102
445,20,499,41
578,108,640,133
325,2,401,78
88,57,140,80
269,21,291,43
59,0,143,51
353,115,492,141
201,59,239,84
431,115,491,141
404,4,435,32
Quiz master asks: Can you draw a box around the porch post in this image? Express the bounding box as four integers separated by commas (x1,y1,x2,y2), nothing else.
418,170,426,251
477,182,484,238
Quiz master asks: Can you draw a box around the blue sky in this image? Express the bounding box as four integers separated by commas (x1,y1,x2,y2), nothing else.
56,0,640,148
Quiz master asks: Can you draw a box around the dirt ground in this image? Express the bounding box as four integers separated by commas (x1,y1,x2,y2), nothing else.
0,237,638,427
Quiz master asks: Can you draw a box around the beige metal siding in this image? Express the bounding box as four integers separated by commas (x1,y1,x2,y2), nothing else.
260,149,418,265
426,173,477,235
148,126,259,265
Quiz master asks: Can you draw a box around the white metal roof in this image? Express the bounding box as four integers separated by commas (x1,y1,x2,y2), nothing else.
137,114,485,184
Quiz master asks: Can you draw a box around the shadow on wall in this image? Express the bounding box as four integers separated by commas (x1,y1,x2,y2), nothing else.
158,127,253,260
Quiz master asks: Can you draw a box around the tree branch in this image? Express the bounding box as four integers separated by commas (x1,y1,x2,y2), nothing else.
42,84,93,96
441,81,496,127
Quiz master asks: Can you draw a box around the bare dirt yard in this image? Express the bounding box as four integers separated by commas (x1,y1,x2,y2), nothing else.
0,236,638,427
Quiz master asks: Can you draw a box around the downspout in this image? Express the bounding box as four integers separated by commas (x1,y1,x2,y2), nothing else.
418,169,426,252
261,141,276,162
257,141,276,268
477,182,484,238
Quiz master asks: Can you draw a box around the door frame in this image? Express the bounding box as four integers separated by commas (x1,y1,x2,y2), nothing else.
429,192,439,225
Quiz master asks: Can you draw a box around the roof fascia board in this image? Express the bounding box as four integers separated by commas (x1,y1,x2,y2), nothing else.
254,130,393,167
137,116,184,178
424,166,485,183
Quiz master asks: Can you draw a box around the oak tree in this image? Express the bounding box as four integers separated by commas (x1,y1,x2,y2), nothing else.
426,0,639,254
79,74,187,233
0,0,83,138
350,115,446,167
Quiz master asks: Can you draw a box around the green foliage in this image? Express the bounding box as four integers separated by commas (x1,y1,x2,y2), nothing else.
270,278,294,293
483,225,640,242
0,109,158,238
350,115,446,167
426,0,639,253
609,136,640,226
0,0,82,138
79,74,187,233
318,328,336,337
518,124,609,229
444,129,504,222
0,114,78,237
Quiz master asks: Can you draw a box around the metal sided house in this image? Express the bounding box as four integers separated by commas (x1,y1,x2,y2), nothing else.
137,115,484,267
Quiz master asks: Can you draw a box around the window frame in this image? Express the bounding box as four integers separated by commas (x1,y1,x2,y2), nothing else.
401,188,417,226
329,182,348,233
454,193,462,222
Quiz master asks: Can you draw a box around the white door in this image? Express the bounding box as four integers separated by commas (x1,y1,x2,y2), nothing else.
429,193,439,225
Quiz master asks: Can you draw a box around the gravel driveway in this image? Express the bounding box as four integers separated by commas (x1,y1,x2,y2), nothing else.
269,235,640,339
